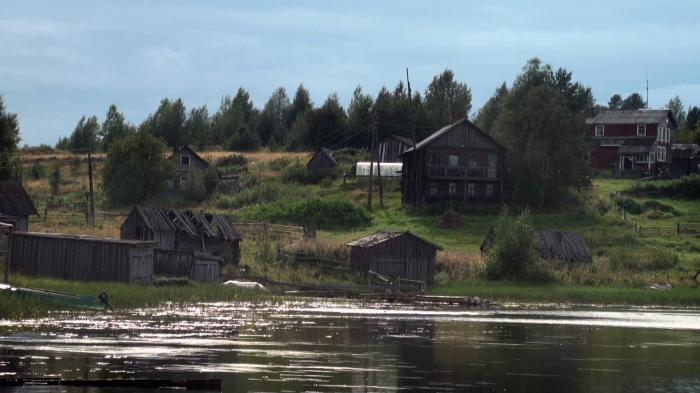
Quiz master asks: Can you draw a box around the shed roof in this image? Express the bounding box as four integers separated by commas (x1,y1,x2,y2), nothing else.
128,206,241,241
0,180,38,217
480,227,591,263
16,231,157,247
585,110,676,127
401,118,506,155
307,148,338,167
347,231,443,250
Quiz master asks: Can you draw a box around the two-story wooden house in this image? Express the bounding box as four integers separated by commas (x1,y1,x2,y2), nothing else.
400,118,506,205
585,110,676,176
169,145,211,191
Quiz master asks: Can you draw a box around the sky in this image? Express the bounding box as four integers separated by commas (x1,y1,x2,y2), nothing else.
2,1,699,146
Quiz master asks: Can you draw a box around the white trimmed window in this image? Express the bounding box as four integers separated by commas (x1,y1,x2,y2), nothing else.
467,183,475,197
486,184,494,197
657,146,666,162
448,182,457,195
448,155,459,167
429,183,438,196
637,124,646,136
595,124,604,136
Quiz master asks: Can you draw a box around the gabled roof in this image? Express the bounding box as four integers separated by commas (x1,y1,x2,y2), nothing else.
127,206,241,241
0,180,38,217
307,148,338,167
585,109,676,127
387,134,414,146
171,145,210,168
480,226,591,263
347,231,443,250
401,117,506,155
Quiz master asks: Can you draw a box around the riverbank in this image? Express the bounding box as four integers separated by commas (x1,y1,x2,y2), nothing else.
431,280,700,306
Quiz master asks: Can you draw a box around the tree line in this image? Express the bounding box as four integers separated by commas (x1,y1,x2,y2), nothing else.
55,69,473,153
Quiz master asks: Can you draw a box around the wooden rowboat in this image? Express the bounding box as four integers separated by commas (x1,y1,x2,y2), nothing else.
0,284,111,311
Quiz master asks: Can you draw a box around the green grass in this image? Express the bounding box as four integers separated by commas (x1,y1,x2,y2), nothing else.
432,280,700,306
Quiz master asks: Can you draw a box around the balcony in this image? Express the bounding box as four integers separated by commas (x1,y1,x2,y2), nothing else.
427,165,502,180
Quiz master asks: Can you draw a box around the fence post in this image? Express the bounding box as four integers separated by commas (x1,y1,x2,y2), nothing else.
677,223,680,237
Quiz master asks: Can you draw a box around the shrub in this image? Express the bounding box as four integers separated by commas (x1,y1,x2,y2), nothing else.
485,208,554,282
214,182,304,209
436,209,463,229
609,248,680,271
642,200,678,215
215,154,247,167
238,197,371,229
26,161,45,179
615,196,643,214
625,175,700,199
281,163,339,184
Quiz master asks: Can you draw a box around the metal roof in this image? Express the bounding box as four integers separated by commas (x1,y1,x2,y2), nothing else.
585,110,674,126
0,180,38,217
401,117,506,155
134,206,177,232
618,144,653,154
347,231,442,250
170,145,210,168
534,231,592,263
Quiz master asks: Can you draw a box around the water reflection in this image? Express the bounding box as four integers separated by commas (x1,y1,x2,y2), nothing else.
0,301,699,392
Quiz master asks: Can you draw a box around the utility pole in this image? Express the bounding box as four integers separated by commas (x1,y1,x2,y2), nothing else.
87,148,96,226
367,124,374,210
406,68,417,208
375,110,384,208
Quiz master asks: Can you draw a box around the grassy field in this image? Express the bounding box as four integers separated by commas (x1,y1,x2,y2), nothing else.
4,148,699,315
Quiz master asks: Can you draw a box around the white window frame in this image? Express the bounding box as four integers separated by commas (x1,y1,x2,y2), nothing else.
595,124,605,136
657,146,666,162
467,183,475,197
637,124,646,136
448,182,457,195
429,183,438,196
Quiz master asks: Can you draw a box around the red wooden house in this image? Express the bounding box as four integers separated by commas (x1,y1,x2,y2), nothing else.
585,110,676,176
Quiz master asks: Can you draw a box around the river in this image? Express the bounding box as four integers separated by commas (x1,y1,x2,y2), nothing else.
1,300,699,392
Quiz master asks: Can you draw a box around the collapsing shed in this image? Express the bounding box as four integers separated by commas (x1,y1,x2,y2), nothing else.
307,148,338,172
480,228,592,263
347,231,442,284
9,232,155,283
120,206,242,264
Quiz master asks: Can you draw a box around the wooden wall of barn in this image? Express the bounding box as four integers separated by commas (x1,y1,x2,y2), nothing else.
153,248,221,283
10,233,155,283
175,231,239,265
348,237,437,284
120,213,176,250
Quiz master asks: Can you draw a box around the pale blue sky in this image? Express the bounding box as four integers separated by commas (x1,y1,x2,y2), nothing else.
2,1,699,146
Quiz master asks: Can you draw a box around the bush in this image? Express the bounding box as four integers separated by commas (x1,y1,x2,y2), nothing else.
609,248,680,271
214,182,305,209
625,175,700,199
238,197,371,229
215,154,247,167
281,163,339,184
485,208,554,282
436,209,463,229
26,162,45,179
642,200,678,215
615,196,643,214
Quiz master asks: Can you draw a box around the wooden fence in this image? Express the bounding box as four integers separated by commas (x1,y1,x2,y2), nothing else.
235,221,314,244
634,222,700,237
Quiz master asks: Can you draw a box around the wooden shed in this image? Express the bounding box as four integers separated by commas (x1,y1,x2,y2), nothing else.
9,232,155,283
0,180,38,232
480,228,592,263
307,148,338,172
169,145,211,192
153,249,222,283
347,231,442,284
120,206,242,264
379,134,414,163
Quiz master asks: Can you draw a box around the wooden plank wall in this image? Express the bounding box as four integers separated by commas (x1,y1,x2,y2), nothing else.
154,248,194,277
10,233,154,283
235,222,311,244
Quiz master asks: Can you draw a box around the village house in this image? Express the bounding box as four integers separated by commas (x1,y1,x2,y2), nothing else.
0,179,38,232
400,118,506,205
307,148,338,172
347,231,442,284
671,143,700,178
585,109,676,176
378,134,414,163
169,145,211,191
120,206,242,264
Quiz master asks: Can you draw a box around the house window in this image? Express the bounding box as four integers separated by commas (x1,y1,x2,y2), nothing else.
658,126,670,142
467,183,475,197
637,124,646,136
595,124,604,136
486,184,494,197
429,183,438,196
448,155,459,167
180,155,190,166
448,182,457,195
657,146,666,162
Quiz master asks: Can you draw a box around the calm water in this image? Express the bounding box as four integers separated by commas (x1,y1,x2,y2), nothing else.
1,300,700,392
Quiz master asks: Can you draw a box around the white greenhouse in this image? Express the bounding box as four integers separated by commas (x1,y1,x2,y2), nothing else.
355,162,403,177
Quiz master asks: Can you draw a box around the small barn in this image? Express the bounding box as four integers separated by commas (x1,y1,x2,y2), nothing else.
0,180,38,232
379,135,414,163
480,228,592,263
170,145,211,191
347,231,442,284
120,206,242,264
9,232,155,283
672,144,700,178
307,148,338,172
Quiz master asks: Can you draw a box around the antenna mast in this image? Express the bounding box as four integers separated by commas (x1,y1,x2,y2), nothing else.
646,73,649,109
